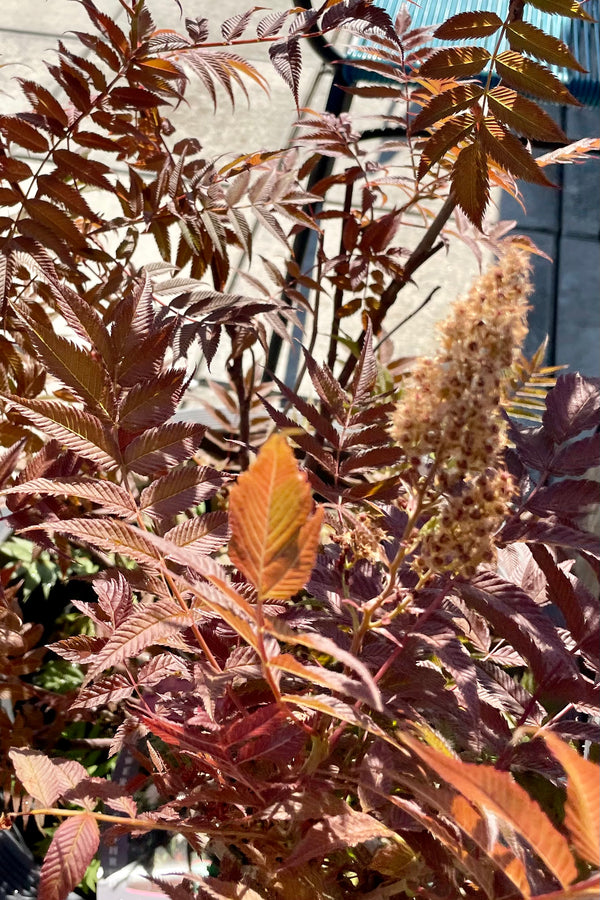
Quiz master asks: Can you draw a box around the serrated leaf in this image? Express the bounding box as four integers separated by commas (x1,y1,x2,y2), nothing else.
123,422,206,475
257,9,289,39
83,599,188,684
0,115,49,152
525,0,593,21
3,397,120,469
269,37,302,106
228,434,323,600
281,693,394,745
452,139,490,229
53,149,115,192
434,11,502,40
543,374,600,443
37,174,100,223
537,138,600,167
70,673,135,710
534,733,600,866
418,114,475,178
459,573,584,694
507,20,586,72
117,369,187,430
350,319,377,401
402,734,578,888
36,517,164,576
481,117,554,185
487,87,567,142
550,434,600,475
221,8,259,42
164,511,230,554
18,79,68,126
526,478,599,518
419,46,491,80
38,813,100,900
140,465,225,519
266,619,381,709
3,477,136,519
22,313,113,414
9,749,64,807
495,51,579,104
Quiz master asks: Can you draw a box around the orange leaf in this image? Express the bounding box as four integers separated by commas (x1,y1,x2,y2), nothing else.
228,434,323,600
540,732,600,866
402,734,578,889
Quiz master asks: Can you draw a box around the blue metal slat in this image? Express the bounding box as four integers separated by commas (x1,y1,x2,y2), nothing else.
344,0,600,106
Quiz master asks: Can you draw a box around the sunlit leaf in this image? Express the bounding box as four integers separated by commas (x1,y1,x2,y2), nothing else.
402,735,578,888
38,813,100,900
228,434,323,600
539,732,600,866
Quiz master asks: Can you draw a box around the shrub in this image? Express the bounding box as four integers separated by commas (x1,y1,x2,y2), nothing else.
1,2,599,898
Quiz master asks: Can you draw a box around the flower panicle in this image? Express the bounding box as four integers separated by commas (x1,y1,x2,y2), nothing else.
391,245,532,576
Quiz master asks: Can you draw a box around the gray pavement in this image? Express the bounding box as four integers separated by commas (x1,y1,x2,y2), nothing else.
1,0,598,380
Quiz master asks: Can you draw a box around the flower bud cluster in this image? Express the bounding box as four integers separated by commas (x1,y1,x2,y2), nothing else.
391,246,531,576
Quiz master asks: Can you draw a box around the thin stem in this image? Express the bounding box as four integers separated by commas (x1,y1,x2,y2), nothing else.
338,192,457,389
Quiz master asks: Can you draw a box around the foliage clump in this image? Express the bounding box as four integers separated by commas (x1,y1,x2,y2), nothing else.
0,2,599,899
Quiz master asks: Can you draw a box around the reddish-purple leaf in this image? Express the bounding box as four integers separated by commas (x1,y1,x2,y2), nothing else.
3,397,120,469
269,37,302,106
70,673,135,710
0,115,49,152
543,374,600,443
164,511,230,554
9,749,65,807
550,434,600,476
139,465,225,519
526,479,599,519
123,421,206,476
38,813,100,900
3,476,136,519
83,599,190,684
